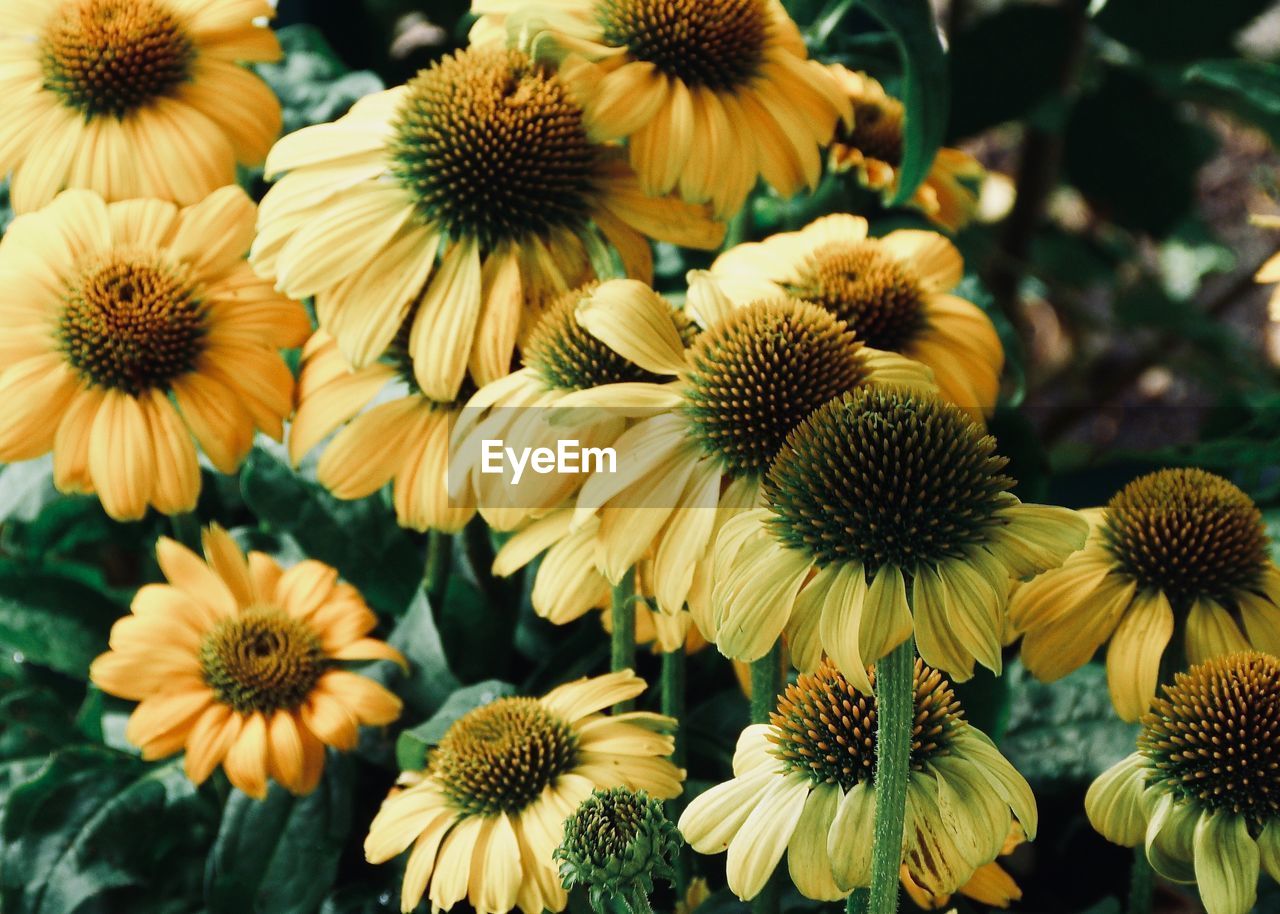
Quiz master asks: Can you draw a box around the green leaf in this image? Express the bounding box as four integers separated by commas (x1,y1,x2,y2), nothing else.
1095,0,1271,61
1,748,211,914
395,680,516,771
846,0,949,203
0,458,59,523
0,562,124,678
1184,58,1280,147
205,752,353,914
240,446,423,615
1000,661,1139,787
256,25,385,134
376,590,460,717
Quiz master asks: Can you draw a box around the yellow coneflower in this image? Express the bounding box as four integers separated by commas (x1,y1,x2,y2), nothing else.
557,283,933,628
251,45,723,402
450,280,690,531
0,187,308,521
289,330,475,534
89,525,403,798
1251,214,1280,318
713,386,1087,688
1086,652,1280,914
0,0,282,213
901,824,1024,910
827,67,985,233
493,509,706,653
690,214,1003,415
678,659,1036,902
364,670,683,914
1010,467,1280,721
472,0,850,218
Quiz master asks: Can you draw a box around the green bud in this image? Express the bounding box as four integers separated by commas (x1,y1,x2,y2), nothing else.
555,787,682,914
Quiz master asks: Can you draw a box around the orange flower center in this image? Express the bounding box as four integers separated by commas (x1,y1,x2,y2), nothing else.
41,0,194,118
598,0,770,92
199,608,328,714
786,242,926,352
58,251,207,395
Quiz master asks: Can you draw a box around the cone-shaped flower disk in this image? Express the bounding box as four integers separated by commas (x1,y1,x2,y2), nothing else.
252,45,724,401
1011,467,1280,721
826,67,985,232
678,659,1036,901
89,525,404,799
0,187,309,520
290,329,476,534
690,214,1003,415
713,386,1088,687
472,0,850,218
364,671,683,914
0,0,282,212
1086,652,1280,914
552,282,932,626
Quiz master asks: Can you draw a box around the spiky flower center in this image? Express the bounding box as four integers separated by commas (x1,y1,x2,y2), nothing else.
388,47,600,248
524,284,677,391
765,386,1013,570
769,660,962,789
837,94,905,166
1104,468,1268,604
681,299,868,477
785,242,927,352
1140,652,1280,834
431,697,578,815
42,0,194,118
199,608,327,714
597,0,770,92
58,251,206,395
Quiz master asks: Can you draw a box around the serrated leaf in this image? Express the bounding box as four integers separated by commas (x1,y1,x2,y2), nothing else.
1,748,210,914
0,562,124,678
395,680,516,771
239,446,423,615
1000,661,1139,786
205,752,352,914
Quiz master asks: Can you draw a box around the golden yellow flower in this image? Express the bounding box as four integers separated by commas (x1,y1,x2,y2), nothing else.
0,187,308,520
89,525,404,799
364,670,683,914
561,282,934,627
827,67,985,233
1251,214,1280,319
690,214,1003,415
1010,468,1280,721
678,660,1035,901
472,0,850,218
0,0,281,212
251,45,723,402
1086,652,1280,914
290,330,476,534
712,386,1087,688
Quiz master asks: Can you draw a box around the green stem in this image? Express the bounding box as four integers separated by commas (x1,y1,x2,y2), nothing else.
424,530,452,607
169,511,202,551
867,637,916,914
661,645,689,896
750,641,783,724
1128,824,1154,914
846,888,870,914
611,569,637,710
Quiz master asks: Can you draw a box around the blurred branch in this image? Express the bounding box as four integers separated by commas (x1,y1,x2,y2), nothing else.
980,0,1090,345
1038,258,1269,444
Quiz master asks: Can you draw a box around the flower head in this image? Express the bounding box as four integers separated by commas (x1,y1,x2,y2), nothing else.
365,671,683,914
0,188,308,520
472,0,850,218
89,525,403,798
1087,652,1280,914
0,0,281,212
690,214,1004,415
1011,467,1280,720
252,45,723,402
556,787,682,914
827,67,985,232
678,659,1035,901
712,386,1087,688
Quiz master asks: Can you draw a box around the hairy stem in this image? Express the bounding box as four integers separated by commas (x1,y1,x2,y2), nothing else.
423,530,452,608
867,637,916,914
611,569,637,710
750,641,783,724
